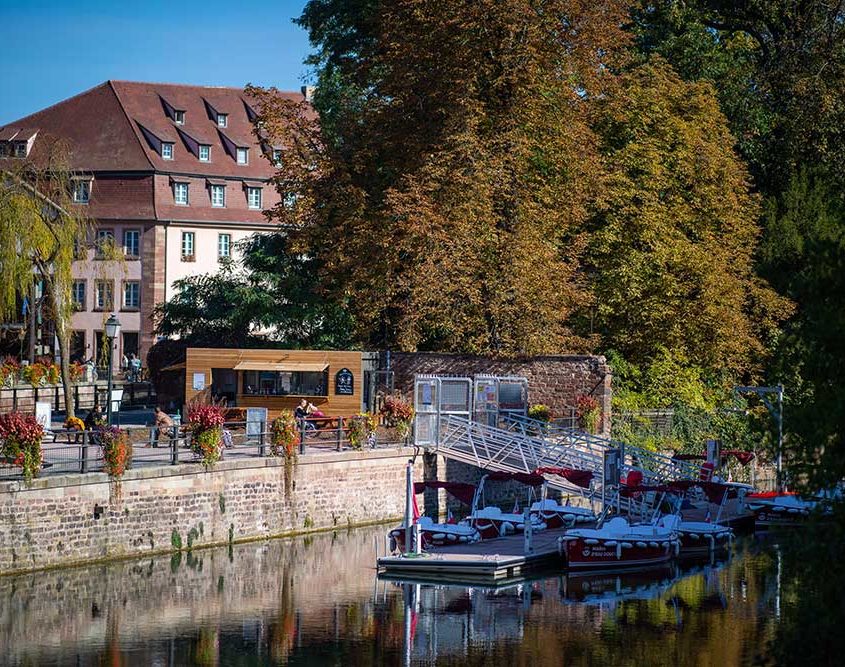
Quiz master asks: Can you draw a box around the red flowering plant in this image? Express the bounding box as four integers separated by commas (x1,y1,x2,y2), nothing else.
270,411,299,458
379,395,415,441
97,426,132,477
0,411,44,482
0,356,21,387
575,394,601,434
187,402,226,467
69,362,85,383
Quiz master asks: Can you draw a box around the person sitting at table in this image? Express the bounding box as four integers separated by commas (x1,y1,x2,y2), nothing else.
307,402,325,418
149,406,174,448
295,399,317,432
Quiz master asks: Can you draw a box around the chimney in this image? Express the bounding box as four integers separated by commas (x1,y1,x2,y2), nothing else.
301,85,315,103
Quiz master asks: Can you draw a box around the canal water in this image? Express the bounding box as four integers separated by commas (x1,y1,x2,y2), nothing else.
0,526,787,665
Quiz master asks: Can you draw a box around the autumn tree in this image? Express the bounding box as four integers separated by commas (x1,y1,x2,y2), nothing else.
584,60,792,375
0,142,93,418
253,0,632,354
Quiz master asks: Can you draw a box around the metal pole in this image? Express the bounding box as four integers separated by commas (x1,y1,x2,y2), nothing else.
404,461,414,554
777,384,784,492
80,429,88,474
106,338,114,426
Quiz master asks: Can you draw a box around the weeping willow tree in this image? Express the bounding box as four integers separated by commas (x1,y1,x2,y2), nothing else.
0,142,93,418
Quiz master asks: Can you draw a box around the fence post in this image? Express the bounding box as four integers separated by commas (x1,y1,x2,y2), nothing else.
12,386,17,411
336,417,343,452
299,420,306,455
74,384,79,413
170,426,179,465
80,429,88,474
258,420,266,457
54,385,60,411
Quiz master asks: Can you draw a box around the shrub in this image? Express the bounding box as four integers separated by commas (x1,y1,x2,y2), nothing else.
528,404,552,422
0,357,20,386
0,411,44,482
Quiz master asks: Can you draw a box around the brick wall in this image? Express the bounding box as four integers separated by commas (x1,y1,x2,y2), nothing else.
386,352,612,434
0,450,424,576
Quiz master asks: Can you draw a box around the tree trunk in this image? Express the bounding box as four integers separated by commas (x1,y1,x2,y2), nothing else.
56,327,75,419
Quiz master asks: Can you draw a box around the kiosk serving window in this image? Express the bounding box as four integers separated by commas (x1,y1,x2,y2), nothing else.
241,369,328,396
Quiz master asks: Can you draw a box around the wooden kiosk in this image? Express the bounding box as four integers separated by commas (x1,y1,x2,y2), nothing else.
184,348,363,419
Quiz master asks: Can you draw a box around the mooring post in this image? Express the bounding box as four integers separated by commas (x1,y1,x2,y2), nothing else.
524,507,533,555
404,461,414,554
414,522,422,555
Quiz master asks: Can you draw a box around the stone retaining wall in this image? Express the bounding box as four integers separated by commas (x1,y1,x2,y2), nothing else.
0,449,423,576
386,352,612,434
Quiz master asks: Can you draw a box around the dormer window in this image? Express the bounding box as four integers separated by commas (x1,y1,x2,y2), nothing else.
236,147,248,165
161,142,174,160
14,142,27,158
272,149,282,167
199,145,211,162
174,110,186,125
72,178,92,204
217,113,228,128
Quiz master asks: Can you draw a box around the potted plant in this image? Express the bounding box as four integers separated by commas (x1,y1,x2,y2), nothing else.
187,403,226,467
575,394,602,434
98,425,132,477
347,412,378,450
270,411,299,458
528,404,552,423
0,411,44,482
379,395,415,442
0,356,20,387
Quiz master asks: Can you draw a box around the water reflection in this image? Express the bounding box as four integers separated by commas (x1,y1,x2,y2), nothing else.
0,527,784,665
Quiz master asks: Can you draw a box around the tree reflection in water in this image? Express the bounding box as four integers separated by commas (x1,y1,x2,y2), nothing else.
0,523,829,666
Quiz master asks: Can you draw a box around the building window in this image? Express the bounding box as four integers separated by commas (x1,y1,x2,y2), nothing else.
218,233,231,260
123,281,140,309
95,229,115,258
95,280,114,311
199,144,210,162
272,149,282,167
72,280,86,311
247,187,262,210
181,231,195,261
72,179,91,204
123,229,140,257
161,142,174,160
217,113,228,128
210,184,225,207
14,142,27,158
236,147,248,165
174,110,185,124
174,182,189,205
242,370,328,396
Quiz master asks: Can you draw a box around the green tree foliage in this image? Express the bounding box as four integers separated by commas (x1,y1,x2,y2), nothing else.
586,60,792,375
0,143,93,418
761,169,845,489
154,234,355,350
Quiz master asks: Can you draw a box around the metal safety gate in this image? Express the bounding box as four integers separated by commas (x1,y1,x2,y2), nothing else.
413,375,473,447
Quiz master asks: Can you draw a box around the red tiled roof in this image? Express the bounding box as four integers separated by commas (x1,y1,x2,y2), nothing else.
0,80,307,222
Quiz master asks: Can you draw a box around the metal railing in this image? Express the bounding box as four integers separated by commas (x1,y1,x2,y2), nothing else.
0,418,402,481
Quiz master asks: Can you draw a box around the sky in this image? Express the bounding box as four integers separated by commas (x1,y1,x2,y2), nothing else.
0,0,311,124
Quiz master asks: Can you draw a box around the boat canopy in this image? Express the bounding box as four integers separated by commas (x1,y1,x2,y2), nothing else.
533,466,594,489
620,479,740,504
483,471,545,486
413,481,476,506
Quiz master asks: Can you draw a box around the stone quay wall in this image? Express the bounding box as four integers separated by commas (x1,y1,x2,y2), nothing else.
0,449,424,576
385,351,612,434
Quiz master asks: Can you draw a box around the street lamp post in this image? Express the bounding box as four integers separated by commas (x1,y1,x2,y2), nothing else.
104,314,121,426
